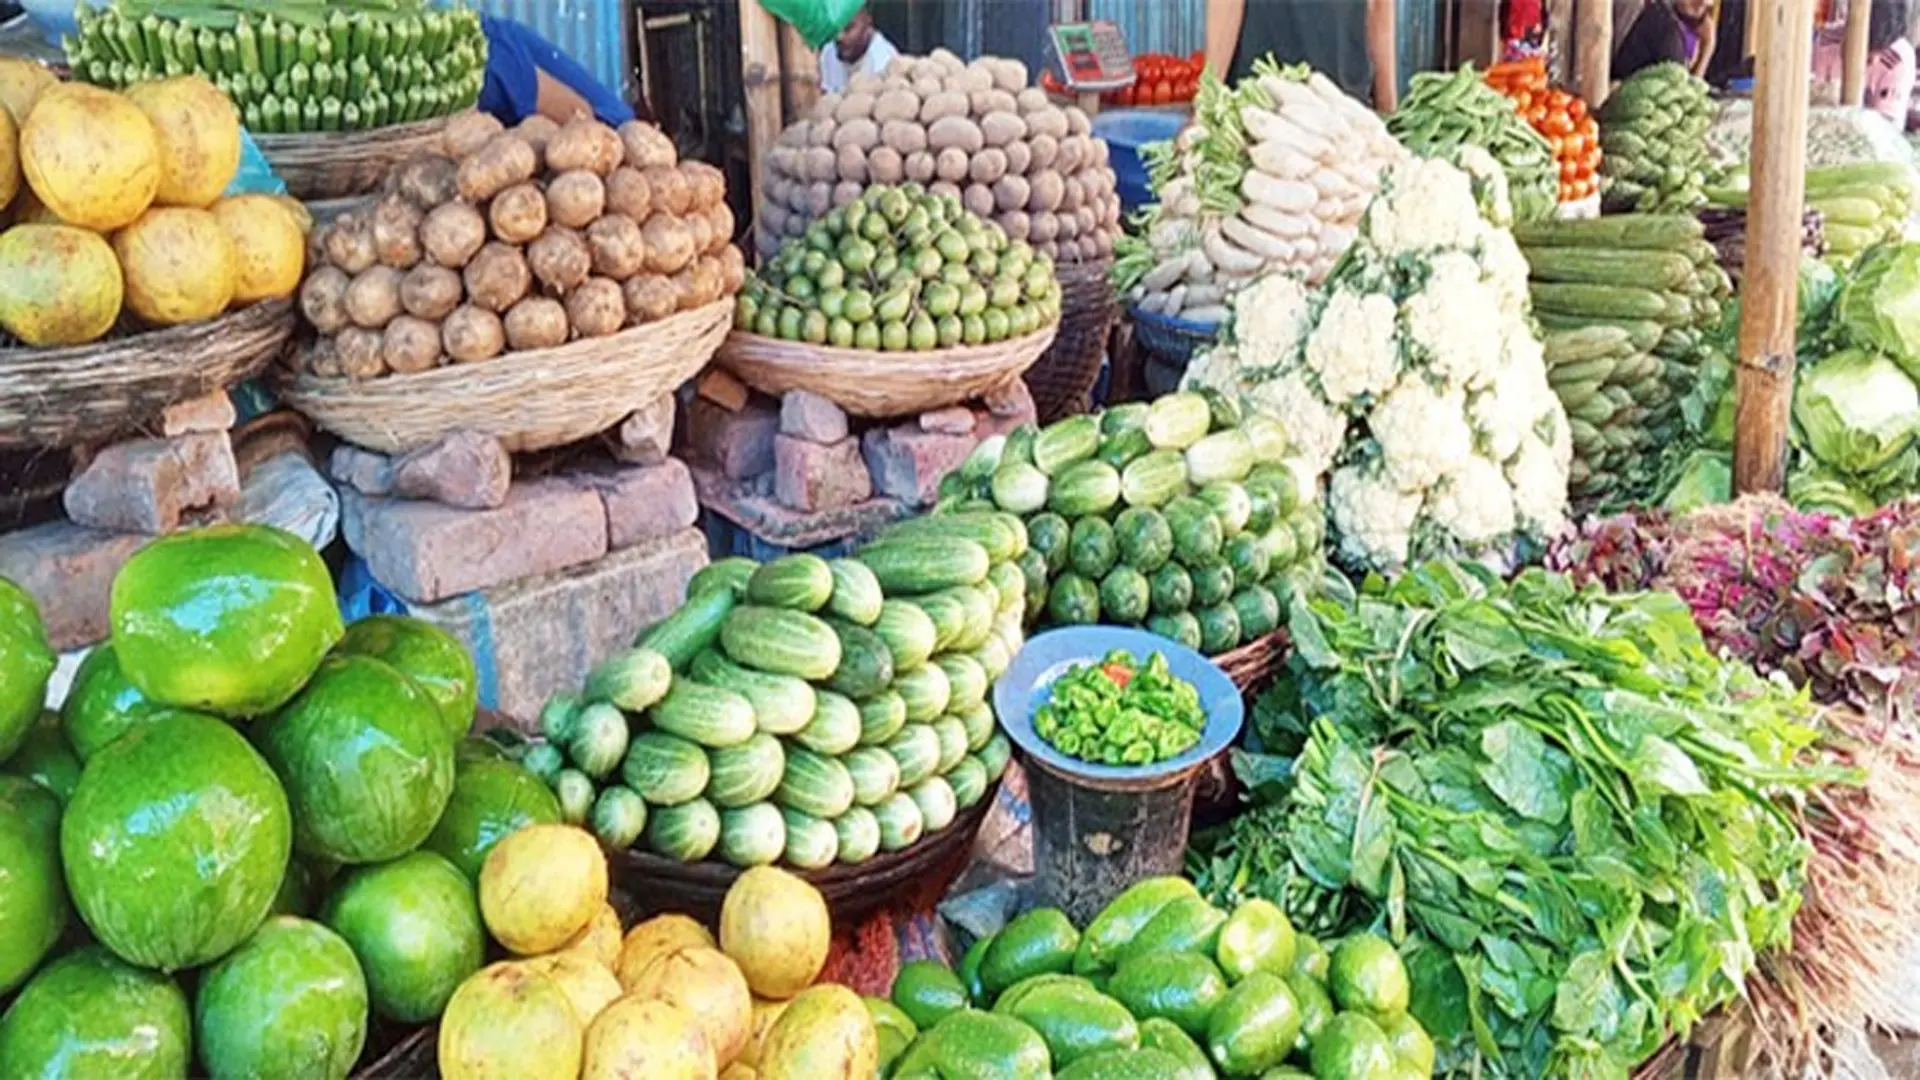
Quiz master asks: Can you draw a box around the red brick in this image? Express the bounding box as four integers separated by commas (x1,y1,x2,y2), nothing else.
390,430,511,510
696,368,751,411
0,521,147,650
612,394,676,465
973,382,1039,439
780,390,849,444
574,458,699,549
774,434,871,512
343,478,609,604
159,391,237,436
919,406,976,435
63,433,239,534
861,426,975,507
688,396,778,480
982,378,1036,418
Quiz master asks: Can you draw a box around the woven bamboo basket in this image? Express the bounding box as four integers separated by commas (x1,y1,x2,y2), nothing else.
282,299,733,454
1024,256,1118,424
0,300,295,450
255,114,457,202
715,324,1057,418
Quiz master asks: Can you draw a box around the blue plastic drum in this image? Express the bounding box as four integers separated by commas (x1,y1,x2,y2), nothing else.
1091,108,1191,217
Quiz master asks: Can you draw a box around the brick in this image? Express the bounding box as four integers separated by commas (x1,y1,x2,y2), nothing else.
159,390,237,436
862,426,975,507
0,521,147,651
329,444,394,496
919,406,976,435
774,434,871,512
779,390,849,444
612,394,676,465
696,367,751,411
391,430,511,510
973,381,1039,439
982,378,1036,418
574,458,699,549
687,396,778,480
343,478,609,604
63,433,239,534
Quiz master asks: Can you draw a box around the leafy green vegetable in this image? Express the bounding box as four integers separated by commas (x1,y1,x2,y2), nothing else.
1793,348,1920,477
1032,650,1205,766
1835,242,1920,373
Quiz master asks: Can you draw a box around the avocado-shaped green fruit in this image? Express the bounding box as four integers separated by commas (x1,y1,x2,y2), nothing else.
110,524,343,718
0,776,68,994
60,643,172,762
3,711,81,804
0,576,55,763
1328,933,1411,1017
421,757,562,882
195,915,370,1080
61,712,291,972
333,615,478,743
0,946,190,1079
321,850,484,1024
1310,1012,1397,1080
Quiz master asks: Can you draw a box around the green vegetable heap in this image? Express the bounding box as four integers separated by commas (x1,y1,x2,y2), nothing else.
1599,62,1716,213
1196,560,1852,1078
1033,650,1204,766
67,1,486,134
737,184,1061,351
1387,65,1557,223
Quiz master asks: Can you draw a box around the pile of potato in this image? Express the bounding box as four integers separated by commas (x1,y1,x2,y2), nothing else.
759,48,1122,266
298,111,744,378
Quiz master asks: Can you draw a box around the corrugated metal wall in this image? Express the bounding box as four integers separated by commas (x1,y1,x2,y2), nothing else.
469,0,634,99
1088,0,1206,58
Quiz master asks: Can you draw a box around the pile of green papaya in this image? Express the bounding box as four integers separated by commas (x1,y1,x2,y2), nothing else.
866,876,1435,1079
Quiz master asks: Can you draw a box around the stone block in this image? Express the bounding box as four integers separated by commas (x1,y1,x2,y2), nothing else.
862,426,975,507
982,378,1036,417
780,390,849,444
612,394,676,465
774,434,870,512
159,391,237,436
330,445,394,496
343,478,609,604
573,458,699,549
0,521,147,651
919,406,976,435
390,430,511,510
974,384,1039,439
696,367,750,411
63,432,239,534
687,396,778,480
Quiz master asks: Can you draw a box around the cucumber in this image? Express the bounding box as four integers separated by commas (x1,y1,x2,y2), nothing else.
782,807,839,870
844,747,903,807
826,559,885,626
705,733,786,809
748,554,835,612
638,586,736,670
794,690,863,756
935,654,989,713
858,537,992,595
930,717,970,774
857,690,909,747
776,746,857,820
1047,460,1122,518
886,724,943,787
720,606,842,681
883,512,1027,562
649,680,757,749
718,803,786,868
1145,392,1212,450
1525,246,1697,290
953,701,997,752
689,648,817,736
1032,414,1101,475
834,806,882,863
687,557,756,599
894,662,954,723
647,797,721,861
1184,430,1254,486
621,732,710,806
823,617,896,700
947,755,990,810
875,791,925,851
584,646,673,712
873,599,938,672
1121,450,1190,509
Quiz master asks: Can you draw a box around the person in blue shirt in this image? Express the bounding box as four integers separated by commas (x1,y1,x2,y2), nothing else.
475,14,642,127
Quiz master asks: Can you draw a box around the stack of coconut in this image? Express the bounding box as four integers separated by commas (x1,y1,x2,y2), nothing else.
758,49,1122,266
298,112,744,378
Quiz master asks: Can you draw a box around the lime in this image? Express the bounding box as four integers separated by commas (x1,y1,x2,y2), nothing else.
1287,971,1334,1051
801,249,828,276
1310,1013,1396,1080
802,311,829,344
1379,1010,1436,1076
1328,934,1410,1017
854,321,882,350
983,308,1011,342
828,316,856,348
1215,899,1297,983
733,294,758,331
890,959,968,1030
786,275,816,301
936,315,963,348
753,306,780,338
1205,971,1299,1076
1291,932,1330,983
881,320,909,352
962,314,986,346
776,306,804,341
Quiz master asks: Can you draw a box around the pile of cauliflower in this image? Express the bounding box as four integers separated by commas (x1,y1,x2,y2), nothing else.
1185,148,1572,573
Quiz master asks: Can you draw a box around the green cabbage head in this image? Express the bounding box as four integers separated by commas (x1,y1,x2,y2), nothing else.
1787,461,1880,518
1836,243,1920,372
1793,348,1920,475
1661,450,1731,513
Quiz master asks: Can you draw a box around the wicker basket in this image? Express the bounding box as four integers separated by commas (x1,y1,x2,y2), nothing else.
255,114,457,202
716,324,1057,419
1024,256,1119,424
1213,630,1288,696
0,300,296,450
282,299,733,454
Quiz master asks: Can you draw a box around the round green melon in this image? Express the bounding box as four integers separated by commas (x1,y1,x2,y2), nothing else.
256,655,455,865
421,757,562,882
270,857,324,918
320,850,483,1024
4,712,81,804
0,576,56,764
110,524,344,719
195,915,369,1080
0,776,68,994
333,615,477,744
60,643,173,762
61,712,291,972
0,946,190,1079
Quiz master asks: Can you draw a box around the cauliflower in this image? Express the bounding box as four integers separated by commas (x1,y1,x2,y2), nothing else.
1428,455,1517,543
1329,464,1423,569
1402,253,1502,388
1371,379,1474,492
1480,229,1532,316
1507,434,1571,533
1230,273,1314,363
1304,288,1399,407
1246,370,1349,481
1360,156,1484,256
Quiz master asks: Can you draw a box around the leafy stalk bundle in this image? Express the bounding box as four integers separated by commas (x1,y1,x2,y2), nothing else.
1243,561,1853,1079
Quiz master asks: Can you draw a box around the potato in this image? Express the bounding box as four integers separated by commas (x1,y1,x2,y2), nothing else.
997,209,1030,241
673,258,723,310
465,241,533,311
927,116,983,155
514,115,562,167
847,72,885,96
325,213,378,274
788,179,812,212
928,181,961,204
988,57,1027,94
784,208,808,236
344,265,405,329
1028,134,1058,172
884,55,915,78
934,147,969,184
1056,211,1079,241
422,201,488,268
809,94,842,123
490,182,549,244
443,304,506,363
919,90,968,124
833,181,863,208
1004,140,1032,176
1101,195,1121,227
382,315,443,374
832,118,880,153
1090,229,1113,258
307,338,342,378
992,174,1031,213
300,265,352,333
457,135,538,202
945,66,992,95
564,276,626,337
336,326,386,379
583,213,646,279
641,213,696,276
623,274,678,323
873,89,920,125
805,182,832,218
979,111,1026,150
1076,205,1098,236
1037,240,1058,261
929,48,964,74
868,146,905,186
1056,135,1087,175
1028,170,1064,213
643,165,694,216
683,211,712,257
681,161,726,210
806,118,838,148
619,121,678,170
705,202,736,252
911,75,945,99
962,183,995,220
762,203,789,238
1060,175,1085,214
1029,210,1059,244
527,227,590,294
969,147,1009,185
778,120,810,148
832,144,868,186
547,170,607,229
1026,106,1070,141
716,245,746,294
904,151,935,184
444,112,506,159
880,120,928,157
606,167,654,220
1091,138,1111,168
547,119,621,176
1015,87,1050,113
401,263,463,321
390,154,460,210
834,92,876,123
504,295,569,350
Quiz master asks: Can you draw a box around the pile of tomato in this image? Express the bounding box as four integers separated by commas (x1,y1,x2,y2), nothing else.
1485,57,1602,203
1043,51,1203,108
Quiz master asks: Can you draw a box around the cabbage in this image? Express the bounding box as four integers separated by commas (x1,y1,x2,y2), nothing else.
1835,243,1920,371
1792,348,1920,474
1788,462,1880,517
1799,256,1841,337
1661,450,1732,513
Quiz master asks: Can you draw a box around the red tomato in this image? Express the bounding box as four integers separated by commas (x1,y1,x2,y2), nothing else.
1102,663,1134,687
1117,83,1136,107
1154,79,1175,106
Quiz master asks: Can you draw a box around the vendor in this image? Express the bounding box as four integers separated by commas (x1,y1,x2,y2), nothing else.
1613,0,1718,81
1503,0,1549,63
819,5,900,94
1203,0,1397,107
476,14,644,126
1813,0,1916,127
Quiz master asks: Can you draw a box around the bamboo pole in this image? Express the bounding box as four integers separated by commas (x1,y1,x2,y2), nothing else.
1733,0,1816,495
778,23,821,122
739,0,783,244
1842,0,1872,105
1575,0,1612,107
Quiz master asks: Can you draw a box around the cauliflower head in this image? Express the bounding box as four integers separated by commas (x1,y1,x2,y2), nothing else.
1231,273,1314,366
1304,288,1400,408
1361,156,1485,256
1329,463,1423,570
1369,377,1474,493
1402,252,1503,389
1428,455,1518,544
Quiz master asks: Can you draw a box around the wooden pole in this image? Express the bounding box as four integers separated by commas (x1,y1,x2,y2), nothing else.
1841,0,1872,105
778,23,821,122
1575,0,1612,107
1733,0,1816,495
1369,0,1399,111
739,0,783,243
1548,0,1576,84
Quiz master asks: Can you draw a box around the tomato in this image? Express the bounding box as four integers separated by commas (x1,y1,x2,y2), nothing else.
1527,104,1548,126
1569,97,1588,120
1101,663,1133,688
1152,79,1173,106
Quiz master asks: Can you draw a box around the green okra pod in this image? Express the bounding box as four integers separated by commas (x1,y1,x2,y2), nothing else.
235,14,260,76
261,94,284,134
321,96,342,132
328,12,350,62
342,101,362,131
297,26,319,68
242,100,263,132
301,96,321,131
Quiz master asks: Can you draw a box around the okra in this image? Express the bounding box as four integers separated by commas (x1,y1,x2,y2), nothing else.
347,56,371,101
297,27,319,68
273,70,292,98
261,95,284,134
250,71,269,102
321,96,342,132
277,23,298,75
301,97,321,131
87,58,111,85
173,23,198,71
218,31,239,77
368,88,390,127
392,17,418,59
311,60,333,101
328,11,350,61
258,15,280,75
420,11,448,56
196,27,219,74
350,16,374,61
342,100,362,131
242,100,262,131
289,62,311,104
119,16,148,66
235,14,260,76
140,15,167,69
403,85,425,122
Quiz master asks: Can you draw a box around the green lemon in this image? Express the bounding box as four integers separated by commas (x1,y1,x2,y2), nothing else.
890,959,969,1031
1310,1013,1397,1080
1216,898,1298,983
1379,1010,1437,1076
1291,931,1330,983
1328,934,1411,1017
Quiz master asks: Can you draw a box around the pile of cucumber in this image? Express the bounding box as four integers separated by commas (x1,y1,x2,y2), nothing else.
940,391,1324,657
66,1,486,134
526,519,1028,870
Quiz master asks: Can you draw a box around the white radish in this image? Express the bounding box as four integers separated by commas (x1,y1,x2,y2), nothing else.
1319,222,1356,253
1291,233,1320,260
1142,251,1193,292
1184,283,1226,307
1139,289,1169,315
1165,284,1189,314
1221,215,1295,262
1149,214,1198,251
1311,169,1359,200
1202,223,1266,275
1242,171,1317,214
1248,141,1317,181
1184,304,1231,324
1239,201,1311,238
1338,159,1383,190
1240,107,1332,160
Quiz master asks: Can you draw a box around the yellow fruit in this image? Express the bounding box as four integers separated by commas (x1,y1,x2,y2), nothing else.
616,914,716,991
211,195,305,303
479,824,609,955
0,58,56,124
124,75,241,208
629,946,752,1068
113,206,235,325
721,1066,757,1080
719,867,830,1001
1,106,18,213
0,224,123,346
757,983,878,1080
272,194,314,235
439,962,584,1080
521,950,624,1025
561,903,624,969
736,997,791,1070
20,83,159,231
583,997,715,1080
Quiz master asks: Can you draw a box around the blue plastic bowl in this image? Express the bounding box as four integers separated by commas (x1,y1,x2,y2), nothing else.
1091,108,1190,217
993,626,1244,784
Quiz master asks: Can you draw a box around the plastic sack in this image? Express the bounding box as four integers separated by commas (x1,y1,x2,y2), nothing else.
759,0,864,49
224,128,287,198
